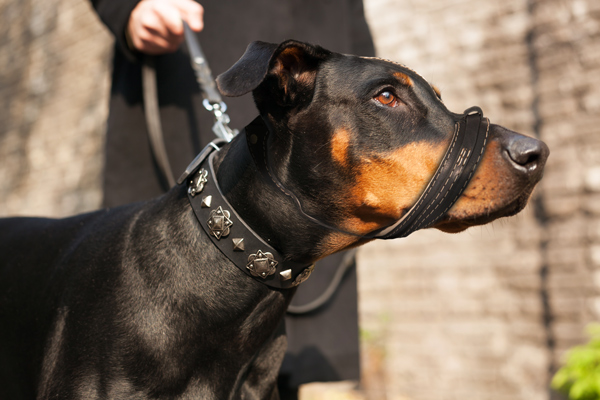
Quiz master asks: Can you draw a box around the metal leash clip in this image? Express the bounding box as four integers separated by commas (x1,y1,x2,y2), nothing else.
202,99,237,142
184,22,238,142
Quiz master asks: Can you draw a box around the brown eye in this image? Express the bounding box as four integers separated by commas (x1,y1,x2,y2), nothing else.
375,91,399,107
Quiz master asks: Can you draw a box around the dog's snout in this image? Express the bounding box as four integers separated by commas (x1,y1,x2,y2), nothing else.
506,136,548,170
494,125,549,177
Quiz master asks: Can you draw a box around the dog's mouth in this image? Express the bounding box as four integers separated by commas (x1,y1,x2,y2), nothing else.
431,126,548,234
433,185,536,233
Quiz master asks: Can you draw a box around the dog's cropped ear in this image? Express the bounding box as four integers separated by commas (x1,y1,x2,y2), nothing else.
216,40,331,102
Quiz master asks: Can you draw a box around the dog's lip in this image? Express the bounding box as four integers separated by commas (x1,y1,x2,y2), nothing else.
432,143,546,233
432,189,533,233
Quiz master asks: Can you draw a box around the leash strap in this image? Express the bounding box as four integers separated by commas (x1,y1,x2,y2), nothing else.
141,23,239,193
286,248,357,314
185,142,315,289
183,22,239,142
142,56,176,189
245,108,489,240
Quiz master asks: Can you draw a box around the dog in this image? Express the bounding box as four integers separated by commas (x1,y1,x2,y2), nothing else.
0,40,548,399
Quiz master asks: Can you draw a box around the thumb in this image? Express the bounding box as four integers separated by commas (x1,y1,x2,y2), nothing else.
172,0,204,31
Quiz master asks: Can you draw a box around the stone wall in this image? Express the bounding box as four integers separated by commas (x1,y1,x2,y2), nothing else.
1,0,599,399
0,0,111,218
534,0,600,388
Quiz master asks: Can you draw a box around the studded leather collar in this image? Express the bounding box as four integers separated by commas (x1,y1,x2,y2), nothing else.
183,143,315,290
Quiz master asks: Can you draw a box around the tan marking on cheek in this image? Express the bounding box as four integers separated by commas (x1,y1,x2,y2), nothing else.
431,85,442,99
331,128,350,167
393,72,413,87
342,140,448,235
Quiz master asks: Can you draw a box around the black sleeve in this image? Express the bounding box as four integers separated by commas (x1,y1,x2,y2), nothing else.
89,0,143,61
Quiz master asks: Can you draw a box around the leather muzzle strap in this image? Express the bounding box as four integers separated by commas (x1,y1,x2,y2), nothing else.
374,107,490,239
246,107,489,240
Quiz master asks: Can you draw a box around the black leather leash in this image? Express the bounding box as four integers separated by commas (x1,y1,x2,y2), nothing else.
142,56,176,188
183,22,238,142
245,107,489,240
141,22,238,189
286,248,357,314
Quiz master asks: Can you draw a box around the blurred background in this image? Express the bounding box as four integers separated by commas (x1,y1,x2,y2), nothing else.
0,0,599,399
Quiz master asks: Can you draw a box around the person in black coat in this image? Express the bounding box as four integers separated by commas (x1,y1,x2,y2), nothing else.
90,0,375,396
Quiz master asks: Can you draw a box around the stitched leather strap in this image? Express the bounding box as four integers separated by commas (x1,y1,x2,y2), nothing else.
375,107,489,238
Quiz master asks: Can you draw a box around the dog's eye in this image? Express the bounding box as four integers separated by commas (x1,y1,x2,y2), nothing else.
375,91,399,107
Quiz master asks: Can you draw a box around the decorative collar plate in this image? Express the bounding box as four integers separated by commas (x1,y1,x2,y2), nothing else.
247,250,278,278
207,206,233,239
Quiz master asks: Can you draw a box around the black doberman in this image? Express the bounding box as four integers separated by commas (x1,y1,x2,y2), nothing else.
0,40,548,399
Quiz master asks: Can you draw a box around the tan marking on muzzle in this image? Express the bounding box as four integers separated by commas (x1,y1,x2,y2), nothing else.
438,139,534,232
447,141,509,215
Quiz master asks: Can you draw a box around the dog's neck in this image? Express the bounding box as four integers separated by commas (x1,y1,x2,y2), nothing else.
212,127,342,265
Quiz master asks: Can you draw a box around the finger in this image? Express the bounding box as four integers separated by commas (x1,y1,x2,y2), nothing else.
136,5,170,38
171,0,204,31
151,0,185,36
129,13,183,54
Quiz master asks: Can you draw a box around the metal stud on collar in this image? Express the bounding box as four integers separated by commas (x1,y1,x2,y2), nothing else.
232,238,245,252
201,195,212,208
280,269,292,281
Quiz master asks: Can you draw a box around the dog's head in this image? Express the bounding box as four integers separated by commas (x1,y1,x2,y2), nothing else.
217,40,548,239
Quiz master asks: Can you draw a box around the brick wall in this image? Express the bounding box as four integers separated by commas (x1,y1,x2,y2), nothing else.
1,1,599,399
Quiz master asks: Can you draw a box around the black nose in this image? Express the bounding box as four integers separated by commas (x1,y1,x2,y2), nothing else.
505,134,549,173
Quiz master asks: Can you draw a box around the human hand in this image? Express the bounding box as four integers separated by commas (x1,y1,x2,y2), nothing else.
127,0,204,55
